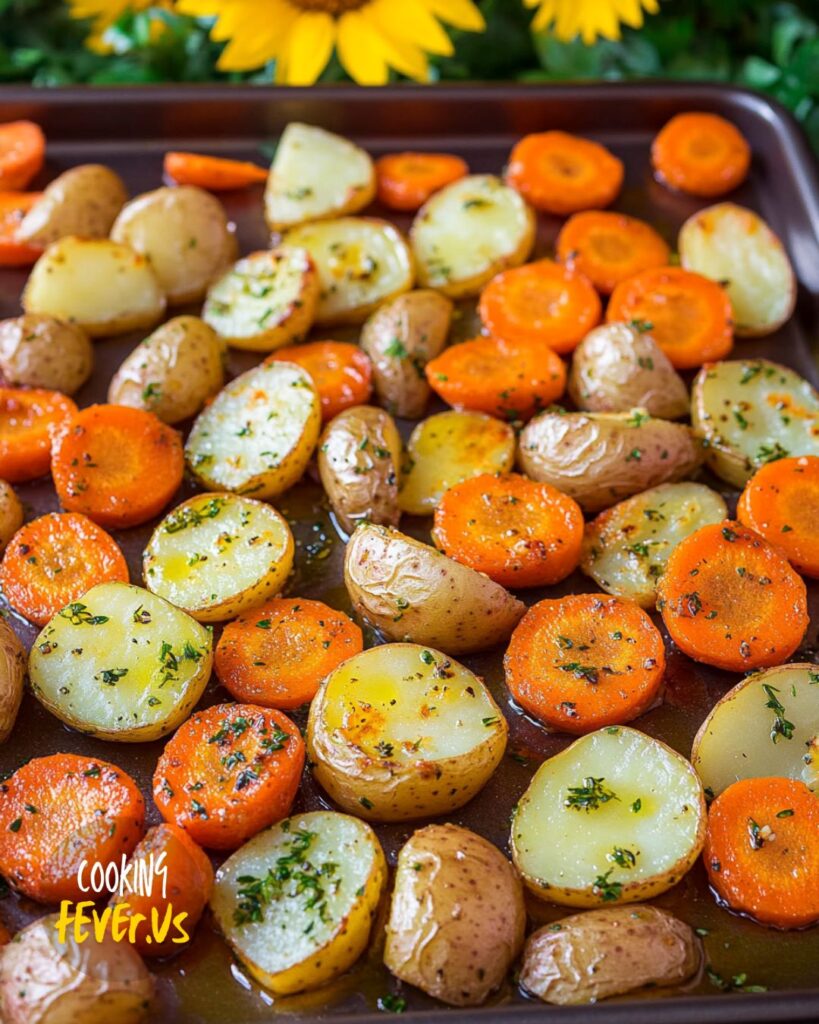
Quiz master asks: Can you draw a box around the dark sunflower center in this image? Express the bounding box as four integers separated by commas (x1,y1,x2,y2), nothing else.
291,0,370,12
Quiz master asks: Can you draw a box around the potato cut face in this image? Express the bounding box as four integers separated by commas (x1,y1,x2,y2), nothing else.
29,582,212,742
581,482,728,607
512,727,705,906
399,410,516,515
144,494,294,621
265,122,375,230
692,664,819,797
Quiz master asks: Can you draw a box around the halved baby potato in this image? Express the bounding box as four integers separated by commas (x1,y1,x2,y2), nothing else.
692,663,819,797
185,361,321,500
144,493,294,622
211,810,386,995
264,122,376,231
399,410,516,515
511,726,706,907
283,217,413,324
411,174,535,297
679,203,796,337
202,247,319,352
308,643,507,821
28,582,212,743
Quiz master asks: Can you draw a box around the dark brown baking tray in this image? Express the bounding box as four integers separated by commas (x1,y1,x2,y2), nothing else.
0,82,818,1023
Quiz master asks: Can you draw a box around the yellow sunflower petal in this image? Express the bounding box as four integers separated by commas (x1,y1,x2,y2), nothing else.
214,0,296,69
336,11,389,86
362,4,430,81
377,0,455,57
281,10,335,86
423,0,485,32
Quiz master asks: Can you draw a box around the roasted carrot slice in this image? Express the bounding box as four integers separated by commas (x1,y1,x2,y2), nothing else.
606,266,733,370
164,151,267,191
556,211,671,295
433,473,583,588
737,456,819,578
0,122,45,191
0,753,144,904
0,512,128,626
0,192,43,267
153,703,305,850
505,131,623,216
51,404,183,529
479,259,601,355
652,112,751,198
376,151,468,211
0,387,77,484
504,593,665,734
268,341,372,422
705,777,819,929
657,521,807,672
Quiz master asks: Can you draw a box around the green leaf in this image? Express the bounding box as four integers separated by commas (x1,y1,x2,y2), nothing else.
739,55,782,88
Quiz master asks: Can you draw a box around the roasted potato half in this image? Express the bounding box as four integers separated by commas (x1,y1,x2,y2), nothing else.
344,524,524,654
0,617,24,743
29,581,213,742
519,410,703,513
16,164,127,245
359,289,453,418
692,358,819,487
384,823,525,1006
22,237,165,338
568,322,689,419
679,203,796,337
521,905,701,1006
0,480,23,552
211,811,386,995
308,644,507,821
411,174,535,297
264,122,376,231
511,726,706,906
0,314,93,395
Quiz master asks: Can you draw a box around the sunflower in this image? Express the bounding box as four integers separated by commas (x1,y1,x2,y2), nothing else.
176,0,485,85
67,0,172,51
524,0,659,44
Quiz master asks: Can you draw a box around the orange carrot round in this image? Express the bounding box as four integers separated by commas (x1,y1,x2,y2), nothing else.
652,112,751,198
164,151,267,191
556,211,671,295
0,192,43,267
0,512,129,626
0,753,144,904
479,259,601,355
268,341,372,422
504,593,665,734
607,266,733,370
0,387,77,483
215,598,363,709
0,122,45,191
153,703,305,850
657,520,807,672
705,777,819,929
433,472,583,588
376,151,468,211
51,403,183,529
505,131,623,215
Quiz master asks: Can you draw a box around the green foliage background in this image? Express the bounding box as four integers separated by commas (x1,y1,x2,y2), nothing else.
0,0,818,151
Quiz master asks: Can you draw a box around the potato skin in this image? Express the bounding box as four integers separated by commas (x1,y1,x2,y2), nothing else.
108,316,224,424
384,824,525,1006
568,322,688,419
0,618,24,743
359,290,452,418
518,411,703,512
17,164,127,245
521,906,700,1006
0,314,93,396
0,480,23,553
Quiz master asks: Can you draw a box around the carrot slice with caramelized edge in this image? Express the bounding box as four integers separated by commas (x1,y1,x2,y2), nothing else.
164,151,267,191
504,593,665,734
607,266,733,370
215,597,363,709
376,151,468,211
0,512,128,626
652,112,750,198
556,211,671,295
51,403,183,529
657,520,807,672
737,455,819,578
705,777,819,929
505,131,623,215
433,473,583,588
479,259,601,355
110,823,214,957
0,753,144,903
267,341,372,422
0,122,45,191
425,336,566,420
0,192,43,266
0,387,77,483
153,703,305,850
